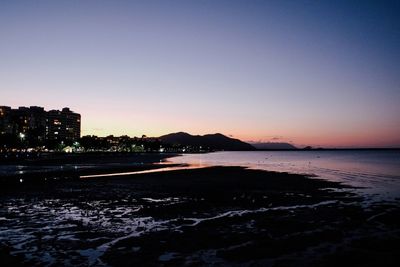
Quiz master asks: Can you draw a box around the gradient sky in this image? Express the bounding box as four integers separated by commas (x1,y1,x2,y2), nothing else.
1,0,399,147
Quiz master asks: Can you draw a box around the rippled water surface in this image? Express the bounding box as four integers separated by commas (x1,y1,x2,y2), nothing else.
168,150,400,199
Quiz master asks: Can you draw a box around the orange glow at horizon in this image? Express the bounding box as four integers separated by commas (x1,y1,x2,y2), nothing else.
81,112,400,148
1,1,399,149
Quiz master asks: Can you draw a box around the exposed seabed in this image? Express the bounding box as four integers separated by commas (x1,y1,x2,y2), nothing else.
1,162,399,266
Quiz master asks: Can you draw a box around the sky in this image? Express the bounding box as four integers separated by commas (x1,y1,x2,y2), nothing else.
1,0,399,148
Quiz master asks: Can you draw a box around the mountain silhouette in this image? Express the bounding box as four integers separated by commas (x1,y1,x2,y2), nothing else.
159,132,255,151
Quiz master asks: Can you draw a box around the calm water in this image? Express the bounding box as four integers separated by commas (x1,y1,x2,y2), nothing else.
2,150,399,201
168,150,400,201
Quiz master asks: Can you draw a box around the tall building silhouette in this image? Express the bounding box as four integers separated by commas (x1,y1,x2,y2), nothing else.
0,106,80,146
47,108,81,143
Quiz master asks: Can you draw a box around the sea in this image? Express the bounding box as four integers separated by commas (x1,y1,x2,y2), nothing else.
1,150,399,265
167,150,400,202
1,150,399,202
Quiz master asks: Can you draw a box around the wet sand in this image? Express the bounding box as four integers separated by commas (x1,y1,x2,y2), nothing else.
1,163,399,266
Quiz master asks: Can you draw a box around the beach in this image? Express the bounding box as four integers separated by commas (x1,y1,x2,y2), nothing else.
1,153,399,266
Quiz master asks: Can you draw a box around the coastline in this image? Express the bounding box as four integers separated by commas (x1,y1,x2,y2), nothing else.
0,152,180,166
1,154,399,266
0,152,180,186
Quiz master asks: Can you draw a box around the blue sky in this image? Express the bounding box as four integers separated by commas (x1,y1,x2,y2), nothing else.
1,0,399,147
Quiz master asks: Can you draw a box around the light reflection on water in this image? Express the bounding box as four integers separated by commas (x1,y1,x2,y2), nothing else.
80,164,204,179
1,151,399,200
167,150,400,200
1,151,399,265
0,164,98,176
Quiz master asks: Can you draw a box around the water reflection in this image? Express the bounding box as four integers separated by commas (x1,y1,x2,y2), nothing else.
167,151,400,200
80,164,206,179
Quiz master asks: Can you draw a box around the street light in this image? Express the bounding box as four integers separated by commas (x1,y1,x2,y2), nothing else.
19,132,25,141
18,133,26,150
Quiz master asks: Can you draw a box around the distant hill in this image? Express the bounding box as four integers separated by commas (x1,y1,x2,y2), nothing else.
251,142,297,150
159,132,255,151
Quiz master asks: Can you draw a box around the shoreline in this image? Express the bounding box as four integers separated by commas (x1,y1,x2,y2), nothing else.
0,152,180,165
1,163,399,266
0,152,180,187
